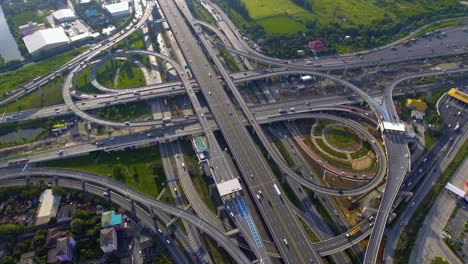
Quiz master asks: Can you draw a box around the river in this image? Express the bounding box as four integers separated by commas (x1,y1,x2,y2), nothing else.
0,4,23,62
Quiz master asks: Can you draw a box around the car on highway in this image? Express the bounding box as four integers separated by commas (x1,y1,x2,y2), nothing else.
57,149,64,156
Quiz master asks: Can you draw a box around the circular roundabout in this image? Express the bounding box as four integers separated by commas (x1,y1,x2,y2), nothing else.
305,119,378,180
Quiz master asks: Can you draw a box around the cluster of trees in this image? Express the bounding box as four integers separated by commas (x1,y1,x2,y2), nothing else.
70,209,103,260
0,229,48,264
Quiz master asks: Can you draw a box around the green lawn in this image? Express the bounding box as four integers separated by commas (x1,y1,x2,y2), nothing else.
96,59,146,89
303,137,352,169
239,0,461,35
325,127,358,148
314,120,335,136
0,47,86,95
315,138,348,159
0,77,64,113
95,101,152,122
74,66,103,94
39,146,167,198
273,138,297,167
350,142,371,159
115,62,146,89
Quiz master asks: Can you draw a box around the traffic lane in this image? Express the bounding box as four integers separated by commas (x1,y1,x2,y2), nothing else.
162,0,319,262
364,134,409,264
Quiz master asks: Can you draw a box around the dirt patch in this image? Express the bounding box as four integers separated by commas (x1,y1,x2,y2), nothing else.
351,152,376,171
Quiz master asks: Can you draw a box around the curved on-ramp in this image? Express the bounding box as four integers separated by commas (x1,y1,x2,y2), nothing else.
258,112,387,196
62,49,193,127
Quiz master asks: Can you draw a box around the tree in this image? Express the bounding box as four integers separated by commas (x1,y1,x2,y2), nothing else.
132,166,139,183
431,257,450,264
112,164,126,181
70,219,84,234
51,186,66,196
73,209,90,220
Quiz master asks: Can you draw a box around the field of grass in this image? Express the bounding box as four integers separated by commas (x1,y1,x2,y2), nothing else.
115,62,146,88
216,0,465,56
39,146,167,198
0,47,86,95
303,137,352,169
238,0,461,35
0,77,64,114
314,120,335,136
273,138,296,167
395,138,468,263
95,101,152,122
325,127,358,148
315,138,348,159
350,142,371,159
74,67,102,94
96,59,146,89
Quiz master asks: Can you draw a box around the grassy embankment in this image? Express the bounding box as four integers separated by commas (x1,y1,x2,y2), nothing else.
0,48,86,95
39,146,168,199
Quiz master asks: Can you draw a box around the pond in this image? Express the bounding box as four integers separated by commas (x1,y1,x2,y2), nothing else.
0,4,23,62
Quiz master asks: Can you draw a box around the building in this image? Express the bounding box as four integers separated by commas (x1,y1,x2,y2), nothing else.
18,251,35,264
48,237,76,263
36,189,62,225
101,210,123,229
52,9,77,23
104,1,131,17
411,110,425,120
447,88,468,104
19,22,46,36
445,183,468,202
23,28,70,56
100,228,118,253
192,135,208,161
406,99,428,112
308,40,327,51
380,121,406,133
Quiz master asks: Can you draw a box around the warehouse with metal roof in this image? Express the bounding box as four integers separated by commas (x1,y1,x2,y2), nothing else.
52,9,77,23
23,28,70,55
104,1,131,16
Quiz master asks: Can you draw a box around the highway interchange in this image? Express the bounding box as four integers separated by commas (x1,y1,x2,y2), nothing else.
0,0,467,263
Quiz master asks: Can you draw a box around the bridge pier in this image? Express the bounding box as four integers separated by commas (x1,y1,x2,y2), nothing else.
25,175,31,186
81,180,86,192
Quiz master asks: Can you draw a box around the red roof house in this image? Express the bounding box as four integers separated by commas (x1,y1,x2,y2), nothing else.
308,40,327,51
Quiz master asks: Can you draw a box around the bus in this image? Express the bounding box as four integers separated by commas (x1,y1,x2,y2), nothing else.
346,227,361,237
